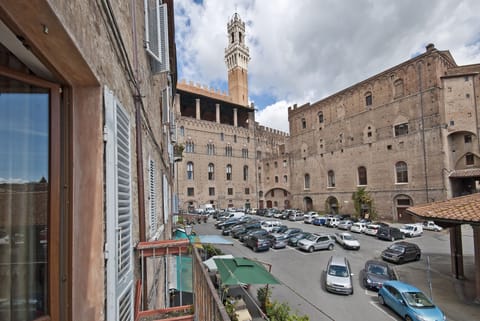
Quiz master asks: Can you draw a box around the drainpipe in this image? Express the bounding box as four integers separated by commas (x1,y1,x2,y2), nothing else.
418,62,430,203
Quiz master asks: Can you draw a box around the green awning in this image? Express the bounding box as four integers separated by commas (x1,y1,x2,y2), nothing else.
214,258,280,285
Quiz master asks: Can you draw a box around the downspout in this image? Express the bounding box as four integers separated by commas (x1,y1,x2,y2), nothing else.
418,62,430,203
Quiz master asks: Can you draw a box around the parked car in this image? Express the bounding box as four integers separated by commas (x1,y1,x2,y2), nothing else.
325,217,340,228
287,232,311,247
244,230,271,252
364,223,381,236
377,226,404,241
363,260,396,291
231,221,261,239
298,233,335,252
266,234,289,249
216,217,241,230
337,220,354,230
303,212,319,224
324,255,354,295
334,232,360,250
378,281,446,321
271,225,288,234
399,224,423,237
381,241,421,264
288,211,305,221
260,220,282,232
312,216,327,226
278,227,303,239
350,222,367,233
422,220,443,232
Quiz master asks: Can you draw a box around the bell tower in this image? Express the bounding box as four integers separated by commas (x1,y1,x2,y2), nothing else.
225,13,250,107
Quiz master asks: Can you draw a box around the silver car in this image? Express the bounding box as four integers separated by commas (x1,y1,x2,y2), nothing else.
298,233,335,253
325,255,354,295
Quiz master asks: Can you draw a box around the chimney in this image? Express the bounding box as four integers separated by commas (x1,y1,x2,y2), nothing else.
426,43,435,52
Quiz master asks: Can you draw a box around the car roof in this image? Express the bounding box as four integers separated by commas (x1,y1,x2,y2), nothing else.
365,259,389,268
329,255,348,266
383,280,421,292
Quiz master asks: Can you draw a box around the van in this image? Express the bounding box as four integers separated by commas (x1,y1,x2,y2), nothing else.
324,255,354,295
325,217,340,228
377,226,404,241
399,224,423,237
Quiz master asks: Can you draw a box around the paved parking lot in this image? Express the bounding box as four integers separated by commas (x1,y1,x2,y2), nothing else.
194,216,479,320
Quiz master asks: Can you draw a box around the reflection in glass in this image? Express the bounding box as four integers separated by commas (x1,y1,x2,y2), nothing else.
0,76,49,321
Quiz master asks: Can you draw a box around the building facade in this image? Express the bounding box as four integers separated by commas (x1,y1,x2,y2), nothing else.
288,43,480,221
0,1,179,320
175,13,289,212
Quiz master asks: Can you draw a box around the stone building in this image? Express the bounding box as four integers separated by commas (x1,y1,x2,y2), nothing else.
0,1,181,320
288,43,480,222
174,13,289,211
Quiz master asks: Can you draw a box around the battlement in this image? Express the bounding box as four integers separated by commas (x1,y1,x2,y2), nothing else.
177,79,234,103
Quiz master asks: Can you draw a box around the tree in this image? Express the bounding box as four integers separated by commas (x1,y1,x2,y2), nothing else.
352,187,375,219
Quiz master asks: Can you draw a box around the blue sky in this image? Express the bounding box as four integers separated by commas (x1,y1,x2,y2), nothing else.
174,0,480,132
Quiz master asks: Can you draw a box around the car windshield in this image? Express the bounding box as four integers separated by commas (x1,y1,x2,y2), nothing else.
343,234,354,240
305,234,318,241
403,225,414,230
328,265,349,277
367,264,388,276
403,291,435,308
388,244,406,253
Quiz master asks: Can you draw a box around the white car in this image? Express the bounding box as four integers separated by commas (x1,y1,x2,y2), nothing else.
350,222,367,233
304,212,319,224
365,224,381,236
335,232,360,250
422,221,443,232
400,224,423,237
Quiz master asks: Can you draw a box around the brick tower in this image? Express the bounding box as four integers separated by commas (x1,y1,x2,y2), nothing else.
225,13,250,107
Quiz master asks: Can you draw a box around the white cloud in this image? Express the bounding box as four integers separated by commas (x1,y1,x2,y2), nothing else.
254,100,292,133
175,0,480,133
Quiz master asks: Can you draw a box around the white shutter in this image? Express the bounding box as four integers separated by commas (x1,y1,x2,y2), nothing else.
149,158,157,239
145,0,170,73
163,174,169,224
105,87,134,321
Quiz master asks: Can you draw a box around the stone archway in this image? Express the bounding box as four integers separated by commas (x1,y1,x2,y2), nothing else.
326,196,339,214
303,197,313,211
394,194,414,222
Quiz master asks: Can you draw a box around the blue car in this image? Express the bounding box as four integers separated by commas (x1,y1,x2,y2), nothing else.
312,216,326,226
378,281,446,321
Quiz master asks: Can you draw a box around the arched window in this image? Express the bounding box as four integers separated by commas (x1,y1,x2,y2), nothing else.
186,140,194,153
395,161,408,183
243,166,248,181
304,174,310,189
225,144,232,156
358,166,367,185
187,162,194,180
328,170,335,187
301,118,306,129
207,143,215,155
394,79,404,98
466,153,474,165
226,164,232,180
179,126,184,136
318,111,324,123
365,91,373,107
208,163,215,180
283,175,288,183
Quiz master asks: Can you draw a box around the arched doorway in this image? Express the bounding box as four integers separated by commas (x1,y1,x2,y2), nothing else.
394,195,413,222
326,196,339,214
303,197,313,211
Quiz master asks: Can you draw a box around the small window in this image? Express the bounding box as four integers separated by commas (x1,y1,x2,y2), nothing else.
304,174,310,189
301,118,306,129
243,166,248,181
274,161,278,168
185,140,195,153
283,175,288,183
242,148,248,158
365,92,372,107
179,126,185,136
328,170,335,187
234,134,237,143
245,188,250,195
465,135,472,143
208,163,215,180
395,161,408,183
220,132,224,141
466,153,474,165
225,144,233,157
358,166,367,185
209,187,215,196
275,176,279,183
207,143,215,155
283,160,287,167
227,188,233,196
394,79,404,98
186,162,194,180
187,187,194,196
394,123,409,136
226,164,232,180
259,191,263,197
318,111,324,123
271,190,275,197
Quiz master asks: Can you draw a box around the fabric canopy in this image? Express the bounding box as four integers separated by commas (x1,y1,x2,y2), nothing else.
203,254,235,272
214,258,280,285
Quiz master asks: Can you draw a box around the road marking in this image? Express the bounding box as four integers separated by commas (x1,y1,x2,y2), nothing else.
369,301,397,320
364,289,377,297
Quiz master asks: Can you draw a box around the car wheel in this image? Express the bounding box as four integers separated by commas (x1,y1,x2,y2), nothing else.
405,316,413,321
351,287,354,295
328,244,334,251
308,246,314,253
378,295,385,305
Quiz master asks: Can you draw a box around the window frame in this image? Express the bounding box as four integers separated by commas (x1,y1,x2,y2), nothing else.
395,161,409,183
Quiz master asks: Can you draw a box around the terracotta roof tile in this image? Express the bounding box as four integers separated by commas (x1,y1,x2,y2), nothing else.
406,193,480,223
448,168,480,178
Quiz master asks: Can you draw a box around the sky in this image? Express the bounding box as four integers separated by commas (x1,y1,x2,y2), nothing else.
174,0,480,133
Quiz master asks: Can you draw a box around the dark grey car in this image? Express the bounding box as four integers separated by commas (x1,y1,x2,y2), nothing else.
381,241,421,264
363,260,396,290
